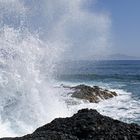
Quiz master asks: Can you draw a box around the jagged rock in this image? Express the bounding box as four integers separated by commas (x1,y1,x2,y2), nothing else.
65,84,117,103
1,109,140,140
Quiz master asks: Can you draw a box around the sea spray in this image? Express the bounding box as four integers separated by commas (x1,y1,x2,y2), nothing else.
0,0,68,136
0,0,112,137
0,26,70,136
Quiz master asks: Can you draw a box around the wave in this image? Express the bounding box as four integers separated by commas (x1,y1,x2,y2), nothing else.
0,0,138,138
0,0,68,137
61,87,140,125
0,26,71,137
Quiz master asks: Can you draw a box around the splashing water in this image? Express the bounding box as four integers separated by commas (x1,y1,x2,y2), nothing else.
0,26,70,136
0,0,111,137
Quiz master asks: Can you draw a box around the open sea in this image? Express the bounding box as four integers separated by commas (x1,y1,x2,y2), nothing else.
56,60,140,124
0,0,140,137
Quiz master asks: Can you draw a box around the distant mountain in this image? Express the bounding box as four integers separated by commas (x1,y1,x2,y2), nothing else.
63,53,140,61
104,53,140,60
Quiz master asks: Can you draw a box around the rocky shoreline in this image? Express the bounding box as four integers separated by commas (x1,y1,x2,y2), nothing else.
1,85,139,140
1,109,140,140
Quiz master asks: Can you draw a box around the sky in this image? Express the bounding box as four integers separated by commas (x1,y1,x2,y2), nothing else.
28,0,140,58
0,0,140,59
94,0,140,57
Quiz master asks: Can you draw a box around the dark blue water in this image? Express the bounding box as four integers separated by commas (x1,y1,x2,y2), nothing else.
56,60,140,99
55,60,140,124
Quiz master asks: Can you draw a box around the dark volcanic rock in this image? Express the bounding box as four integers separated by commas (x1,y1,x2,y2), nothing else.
66,84,117,103
1,109,140,140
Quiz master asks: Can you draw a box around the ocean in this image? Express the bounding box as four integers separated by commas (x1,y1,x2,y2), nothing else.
0,0,140,138
0,41,140,137
0,52,140,137
55,60,140,124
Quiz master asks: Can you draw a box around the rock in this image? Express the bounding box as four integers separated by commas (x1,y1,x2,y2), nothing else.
1,109,140,140
65,84,117,103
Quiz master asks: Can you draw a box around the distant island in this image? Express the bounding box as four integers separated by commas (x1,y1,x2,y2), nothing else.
89,53,140,61
64,54,140,61
104,53,140,60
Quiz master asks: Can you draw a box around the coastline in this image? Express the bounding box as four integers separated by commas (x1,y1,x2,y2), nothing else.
0,85,140,140
1,109,140,140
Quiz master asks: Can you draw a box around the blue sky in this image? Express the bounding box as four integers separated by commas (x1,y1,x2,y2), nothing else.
1,0,140,59
27,0,140,58
94,0,140,57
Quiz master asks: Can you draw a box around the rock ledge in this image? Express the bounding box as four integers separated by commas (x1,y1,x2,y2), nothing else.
64,84,117,103
1,109,140,140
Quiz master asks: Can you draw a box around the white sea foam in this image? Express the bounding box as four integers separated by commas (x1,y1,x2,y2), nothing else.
0,26,71,137
61,87,140,124
1,0,138,138
0,120,16,137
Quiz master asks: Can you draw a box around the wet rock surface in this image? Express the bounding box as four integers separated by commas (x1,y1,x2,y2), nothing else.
1,109,140,140
64,84,117,103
